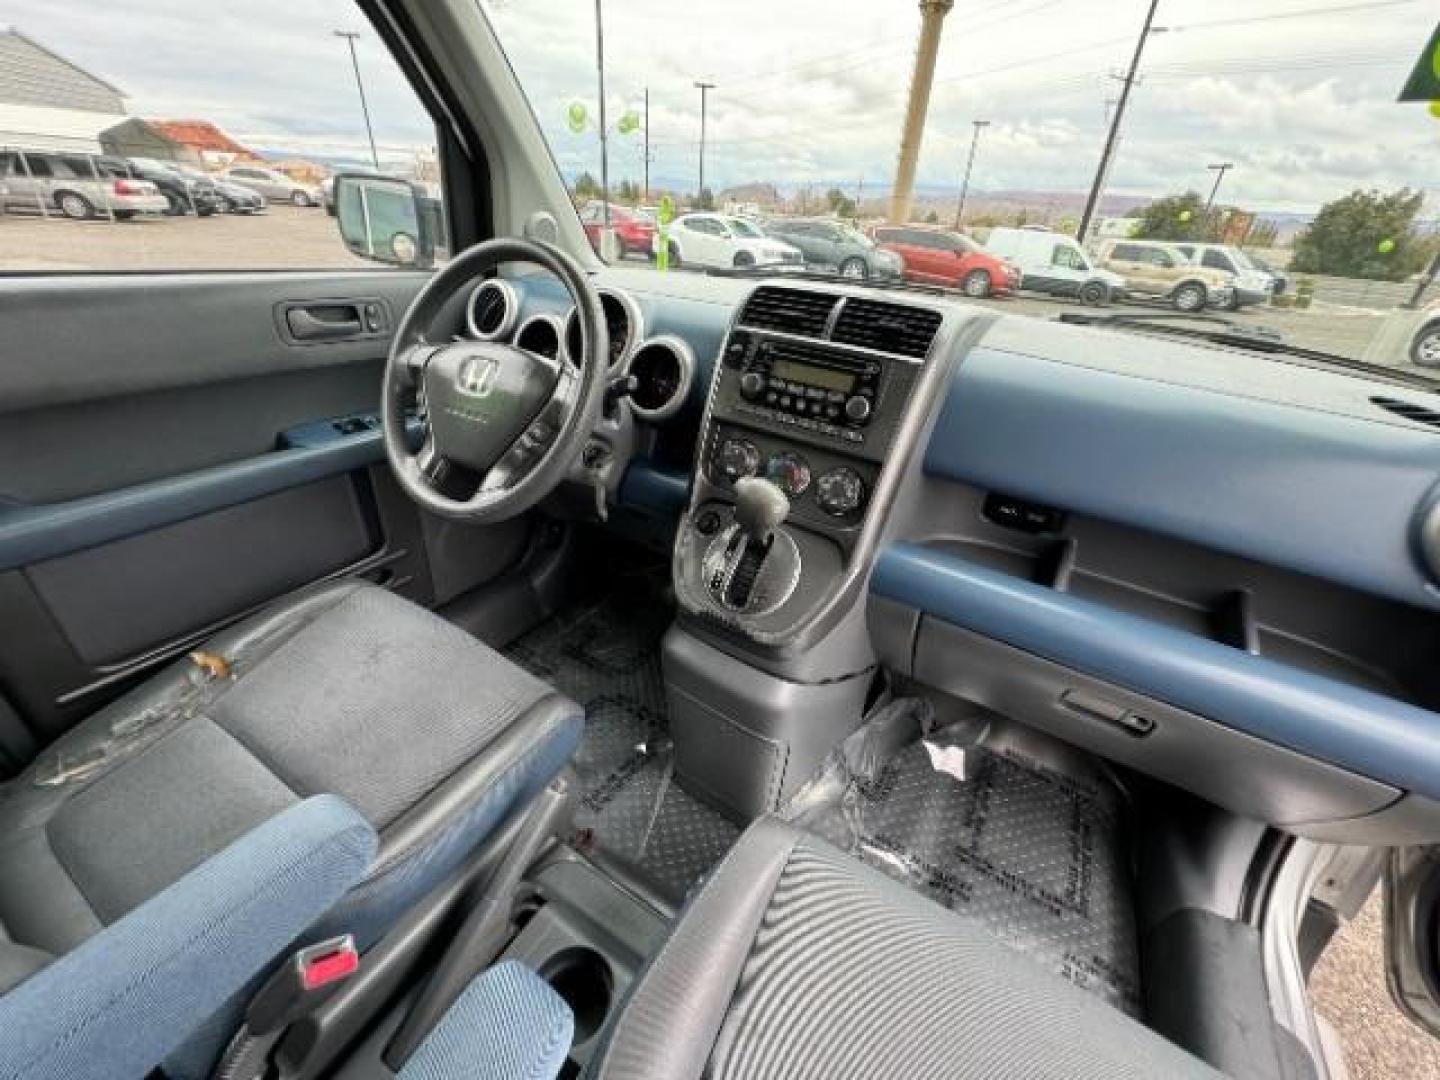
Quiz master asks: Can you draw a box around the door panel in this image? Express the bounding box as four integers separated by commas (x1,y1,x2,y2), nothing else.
0,271,441,770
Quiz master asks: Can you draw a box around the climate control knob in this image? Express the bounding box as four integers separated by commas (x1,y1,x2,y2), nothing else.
844,394,872,423
765,451,812,498
816,467,866,517
716,437,761,482
739,371,767,400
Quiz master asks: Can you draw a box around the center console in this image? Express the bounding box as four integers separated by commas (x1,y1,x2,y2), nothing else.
665,283,961,819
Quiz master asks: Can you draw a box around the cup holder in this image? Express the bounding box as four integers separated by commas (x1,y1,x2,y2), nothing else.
538,946,614,1046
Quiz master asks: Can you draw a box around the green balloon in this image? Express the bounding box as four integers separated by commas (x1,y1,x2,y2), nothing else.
658,194,675,226
566,102,588,133
1178,209,1193,222
1378,237,1396,254
616,110,641,135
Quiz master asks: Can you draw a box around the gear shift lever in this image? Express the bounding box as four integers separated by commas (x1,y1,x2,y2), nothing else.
733,476,789,548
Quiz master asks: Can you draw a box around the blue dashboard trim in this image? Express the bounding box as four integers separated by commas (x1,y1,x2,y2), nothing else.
619,460,691,517
925,345,1440,611
872,542,1440,798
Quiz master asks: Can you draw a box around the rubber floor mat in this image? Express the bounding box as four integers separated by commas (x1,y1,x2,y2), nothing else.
784,698,1141,1015
504,585,738,907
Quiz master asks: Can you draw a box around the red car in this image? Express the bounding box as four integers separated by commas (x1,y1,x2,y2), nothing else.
579,201,656,258
871,225,1019,298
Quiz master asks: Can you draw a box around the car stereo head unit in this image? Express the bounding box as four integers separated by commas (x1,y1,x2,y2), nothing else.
736,338,881,429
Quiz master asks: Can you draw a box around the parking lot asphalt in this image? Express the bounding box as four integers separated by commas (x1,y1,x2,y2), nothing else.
0,203,370,272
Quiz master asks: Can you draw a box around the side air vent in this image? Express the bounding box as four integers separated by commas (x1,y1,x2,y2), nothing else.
831,298,942,359
738,286,838,338
1372,395,1440,430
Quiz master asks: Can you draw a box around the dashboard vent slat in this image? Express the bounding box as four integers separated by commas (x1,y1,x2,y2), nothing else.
738,286,838,338
831,298,942,359
1371,395,1440,430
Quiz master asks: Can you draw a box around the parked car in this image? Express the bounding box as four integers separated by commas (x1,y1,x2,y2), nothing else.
1247,253,1290,295
1095,239,1233,312
763,217,903,279
984,226,1126,304
0,148,168,219
871,225,1019,297
1173,243,1275,308
159,163,265,214
654,212,802,269
218,165,321,207
125,158,224,217
579,201,656,257
1411,300,1440,367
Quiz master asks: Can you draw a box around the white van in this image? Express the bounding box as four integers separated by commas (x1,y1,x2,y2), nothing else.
984,227,1126,305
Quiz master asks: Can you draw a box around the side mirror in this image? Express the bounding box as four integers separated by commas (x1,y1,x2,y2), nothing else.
334,173,440,268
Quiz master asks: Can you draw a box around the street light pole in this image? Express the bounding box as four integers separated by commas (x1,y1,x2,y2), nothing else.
334,30,380,170
593,0,611,230
694,81,715,201
953,119,989,231
1077,0,1162,242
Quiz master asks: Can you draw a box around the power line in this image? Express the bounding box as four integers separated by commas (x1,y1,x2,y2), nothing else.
1170,0,1422,33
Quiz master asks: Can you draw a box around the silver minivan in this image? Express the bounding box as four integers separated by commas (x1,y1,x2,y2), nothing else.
0,150,169,220
218,165,322,207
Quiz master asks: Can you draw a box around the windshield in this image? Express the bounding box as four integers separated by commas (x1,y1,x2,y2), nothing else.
486,1,1440,385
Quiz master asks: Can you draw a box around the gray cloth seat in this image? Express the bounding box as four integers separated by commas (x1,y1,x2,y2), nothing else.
0,579,582,1070
589,816,1227,1080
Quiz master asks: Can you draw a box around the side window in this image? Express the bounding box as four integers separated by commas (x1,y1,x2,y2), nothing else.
1202,250,1232,272
0,7,442,272
1111,244,1140,261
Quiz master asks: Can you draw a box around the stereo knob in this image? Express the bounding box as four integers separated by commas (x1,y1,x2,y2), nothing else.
739,371,766,400
844,395,872,422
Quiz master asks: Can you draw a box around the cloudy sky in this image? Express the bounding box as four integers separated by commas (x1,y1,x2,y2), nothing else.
4,0,1436,212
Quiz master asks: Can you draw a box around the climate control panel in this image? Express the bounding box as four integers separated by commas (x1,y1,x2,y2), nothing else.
708,427,872,525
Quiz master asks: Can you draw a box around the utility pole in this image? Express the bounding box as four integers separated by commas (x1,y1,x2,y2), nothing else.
643,87,650,203
594,0,611,230
334,30,380,169
694,81,715,201
953,119,989,231
889,0,954,224
1077,0,1162,242
1204,162,1232,213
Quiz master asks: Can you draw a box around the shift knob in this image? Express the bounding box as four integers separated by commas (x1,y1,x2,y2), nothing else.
733,476,789,544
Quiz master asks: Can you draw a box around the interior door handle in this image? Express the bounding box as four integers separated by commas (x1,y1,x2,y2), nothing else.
286,305,364,341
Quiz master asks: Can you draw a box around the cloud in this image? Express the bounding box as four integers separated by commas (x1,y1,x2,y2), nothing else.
3,0,1436,214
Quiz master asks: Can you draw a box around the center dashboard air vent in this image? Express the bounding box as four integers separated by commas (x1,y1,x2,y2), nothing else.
738,285,838,338
831,298,942,359
1371,395,1440,430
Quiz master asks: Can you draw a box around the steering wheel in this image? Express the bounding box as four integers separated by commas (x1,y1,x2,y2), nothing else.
382,238,609,522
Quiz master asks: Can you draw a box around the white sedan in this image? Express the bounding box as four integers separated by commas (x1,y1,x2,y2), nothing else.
654,213,802,270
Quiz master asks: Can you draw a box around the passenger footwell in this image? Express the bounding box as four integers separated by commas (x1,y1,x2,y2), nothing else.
782,697,1142,1015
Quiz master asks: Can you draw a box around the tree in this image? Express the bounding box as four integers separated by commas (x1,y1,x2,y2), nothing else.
694,186,715,210
1290,188,1428,281
1246,219,1279,248
1132,191,1219,242
824,186,856,218
923,209,940,224
572,171,601,201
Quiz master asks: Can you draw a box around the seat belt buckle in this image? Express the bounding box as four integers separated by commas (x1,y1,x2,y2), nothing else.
246,935,360,1037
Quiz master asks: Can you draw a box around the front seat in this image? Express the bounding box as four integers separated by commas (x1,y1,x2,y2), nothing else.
588,817,1225,1080
0,579,581,1069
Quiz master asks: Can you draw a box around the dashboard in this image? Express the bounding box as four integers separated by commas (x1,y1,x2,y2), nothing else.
479,260,1440,846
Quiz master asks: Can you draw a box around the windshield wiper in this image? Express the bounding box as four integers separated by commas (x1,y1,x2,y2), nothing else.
1056,310,1440,391
703,264,947,297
